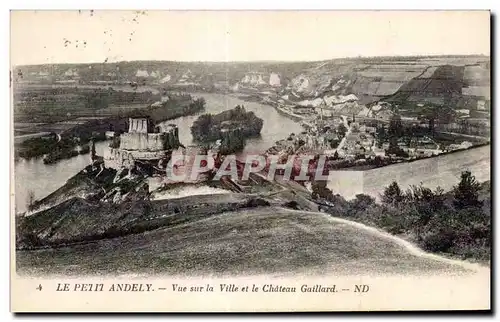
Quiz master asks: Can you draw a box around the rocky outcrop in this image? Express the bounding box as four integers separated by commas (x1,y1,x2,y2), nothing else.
136,69,149,78
269,73,281,86
16,187,311,250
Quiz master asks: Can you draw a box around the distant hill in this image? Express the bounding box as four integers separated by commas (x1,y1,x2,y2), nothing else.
13,55,490,113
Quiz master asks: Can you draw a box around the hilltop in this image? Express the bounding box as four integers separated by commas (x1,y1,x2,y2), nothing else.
13,55,490,105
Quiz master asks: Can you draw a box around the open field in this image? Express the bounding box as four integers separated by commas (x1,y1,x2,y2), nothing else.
13,83,160,126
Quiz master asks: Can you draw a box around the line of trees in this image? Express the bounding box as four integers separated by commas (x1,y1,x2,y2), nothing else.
312,170,490,262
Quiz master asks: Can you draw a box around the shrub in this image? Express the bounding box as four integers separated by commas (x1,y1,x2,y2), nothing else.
421,228,456,253
453,170,482,209
381,181,405,205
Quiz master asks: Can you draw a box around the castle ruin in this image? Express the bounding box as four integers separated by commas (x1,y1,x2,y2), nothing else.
103,117,181,171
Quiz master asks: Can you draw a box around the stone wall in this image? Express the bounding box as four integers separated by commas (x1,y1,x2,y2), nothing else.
120,123,180,151
103,148,169,169
128,118,154,133
104,148,133,169
120,133,167,151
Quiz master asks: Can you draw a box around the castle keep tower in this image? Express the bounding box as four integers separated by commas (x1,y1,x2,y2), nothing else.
103,117,180,170
128,117,155,133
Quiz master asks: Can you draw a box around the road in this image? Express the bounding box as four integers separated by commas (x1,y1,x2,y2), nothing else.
439,131,490,141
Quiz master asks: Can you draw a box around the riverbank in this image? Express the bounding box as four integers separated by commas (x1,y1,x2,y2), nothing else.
326,144,491,201
14,92,302,213
228,92,308,122
273,104,308,122
331,142,491,171
14,95,205,164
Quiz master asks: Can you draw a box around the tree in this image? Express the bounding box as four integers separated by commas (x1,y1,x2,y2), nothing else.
382,181,404,205
351,194,375,211
420,105,455,134
26,190,35,211
423,107,437,133
191,113,213,141
388,113,403,138
194,97,206,109
311,181,334,201
376,125,386,148
90,139,96,162
337,123,347,137
453,170,482,209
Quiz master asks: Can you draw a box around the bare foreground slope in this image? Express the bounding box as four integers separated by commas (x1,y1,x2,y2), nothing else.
16,206,482,277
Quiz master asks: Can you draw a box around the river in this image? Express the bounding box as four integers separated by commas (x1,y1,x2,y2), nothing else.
13,92,302,213
327,145,491,201
159,93,303,155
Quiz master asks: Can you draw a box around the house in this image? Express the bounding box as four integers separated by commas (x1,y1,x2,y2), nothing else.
364,126,377,134
477,100,486,110
456,109,471,117
136,69,150,78
64,68,79,78
315,105,334,118
372,146,386,157
160,75,172,83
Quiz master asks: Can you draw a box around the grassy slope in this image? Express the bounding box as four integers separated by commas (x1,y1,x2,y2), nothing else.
16,207,474,277
16,192,259,248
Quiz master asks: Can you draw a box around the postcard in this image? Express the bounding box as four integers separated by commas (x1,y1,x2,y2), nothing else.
10,10,491,312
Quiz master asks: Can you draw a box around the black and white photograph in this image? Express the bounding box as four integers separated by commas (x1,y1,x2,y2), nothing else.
9,9,491,312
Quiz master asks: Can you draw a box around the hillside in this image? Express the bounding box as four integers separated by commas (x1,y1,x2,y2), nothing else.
16,161,490,277
13,55,490,107
16,207,477,277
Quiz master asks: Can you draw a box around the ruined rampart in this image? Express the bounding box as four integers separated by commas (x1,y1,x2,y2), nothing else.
103,148,169,169
120,133,167,151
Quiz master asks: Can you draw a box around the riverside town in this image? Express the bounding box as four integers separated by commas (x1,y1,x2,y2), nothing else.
13,12,490,306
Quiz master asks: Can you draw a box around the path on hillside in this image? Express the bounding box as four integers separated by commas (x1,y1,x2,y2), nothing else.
312,210,487,275
16,207,486,277
414,65,436,79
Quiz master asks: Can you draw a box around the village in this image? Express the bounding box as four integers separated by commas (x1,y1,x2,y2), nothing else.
264,101,486,174
13,58,491,197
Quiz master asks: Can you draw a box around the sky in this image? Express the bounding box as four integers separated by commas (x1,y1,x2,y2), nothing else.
10,10,490,66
